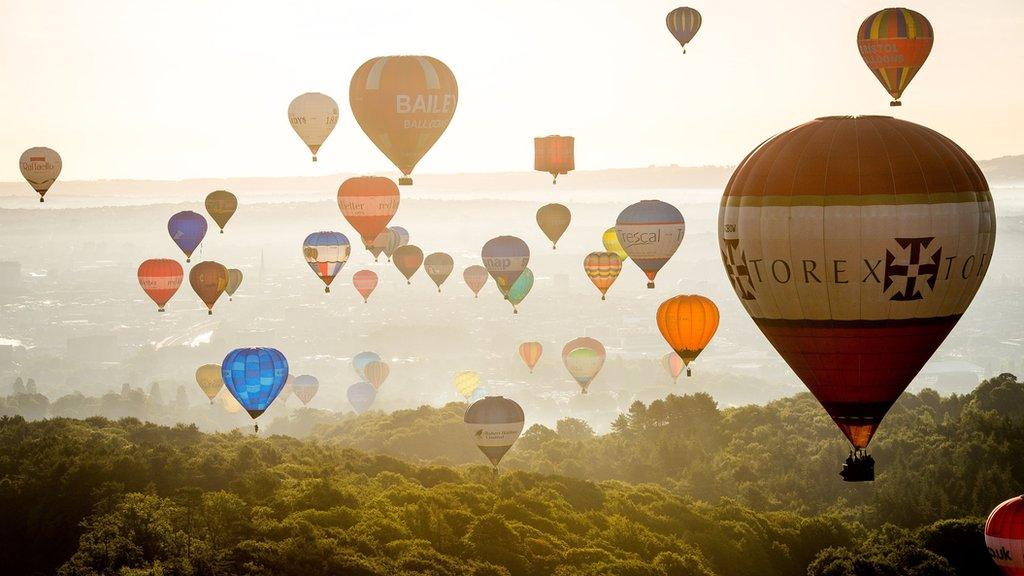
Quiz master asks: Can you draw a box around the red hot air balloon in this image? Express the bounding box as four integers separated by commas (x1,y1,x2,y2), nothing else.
986,496,1024,576
534,136,574,184
138,259,183,312
337,176,400,246
719,116,995,480
352,269,378,303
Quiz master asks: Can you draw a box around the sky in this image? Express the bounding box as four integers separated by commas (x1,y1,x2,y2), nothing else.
1,0,1021,181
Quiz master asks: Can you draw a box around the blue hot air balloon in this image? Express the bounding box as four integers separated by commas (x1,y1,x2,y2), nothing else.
221,348,289,425
168,211,209,263
353,351,381,380
347,381,377,413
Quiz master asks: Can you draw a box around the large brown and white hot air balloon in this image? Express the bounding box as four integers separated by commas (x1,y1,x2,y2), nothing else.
719,115,995,479
464,396,524,467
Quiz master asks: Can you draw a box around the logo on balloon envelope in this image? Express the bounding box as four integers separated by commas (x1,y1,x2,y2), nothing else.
884,237,940,301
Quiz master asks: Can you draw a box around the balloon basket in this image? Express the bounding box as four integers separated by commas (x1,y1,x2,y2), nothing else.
890,100,901,107
399,176,413,186
325,286,330,293
839,450,874,482
647,282,655,289
39,197,45,203
686,368,692,377
207,310,212,316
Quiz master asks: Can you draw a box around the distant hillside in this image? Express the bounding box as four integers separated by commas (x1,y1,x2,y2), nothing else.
979,155,1024,185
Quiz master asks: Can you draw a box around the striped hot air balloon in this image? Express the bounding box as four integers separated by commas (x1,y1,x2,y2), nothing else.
463,265,489,298
138,259,183,312
352,269,378,303
350,56,458,185
518,341,543,373
719,115,994,462
352,352,381,380
364,360,390,390
303,231,350,292
666,7,702,53
564,347,604,394
857,8,933,106
615,200,685,289
464,396,524,467
561,337,605,364
583,251,622,300
292,375,319,405
384,226,410,261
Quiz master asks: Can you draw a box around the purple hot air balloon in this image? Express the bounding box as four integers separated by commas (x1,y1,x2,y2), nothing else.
347,381,377,413
168,211,209,263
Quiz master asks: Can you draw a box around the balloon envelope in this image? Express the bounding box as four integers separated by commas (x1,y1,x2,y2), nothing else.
350,55,458,185
602,227,629,262
352,269,379,302
221,347,289,419
385,226,410,260
857,8,933,106
337,176,400,245
205,190,237,232
225,269,243,298
463,265,489,297
353,351,381,380
718,115,994,449
195,364,224,401
288,92,339,161
464,396,524,466
564,347,604,394
303,231,351,292
138,259,183,312
20,147,61,202
292,374,319,405
518,341,543,373
986,496,1024,576
364,360,390,389
506,267,534,313
666,7,702,51
393,245,424,283
347,381,377,413
424,252,454,292
454,370,481,399
189,261,228,314
662,353,685,382
534,136,574,184
583,251,622,300
656,294,719,374
168,211,208,262
482,236,530,296
562,337,605,364
536,203,571,248
615,200,685,288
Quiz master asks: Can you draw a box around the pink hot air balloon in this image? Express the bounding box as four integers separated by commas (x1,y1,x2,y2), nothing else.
352,269,379,303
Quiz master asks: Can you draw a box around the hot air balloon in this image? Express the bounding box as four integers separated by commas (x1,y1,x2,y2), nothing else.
662,353,685,384
189,261,228,315
564,347,605,394
534,136,574,184
288,92,339,161
464,396,524,467
221,347,288,430
616,200,685,289
583,252,622,300
393,245,423,284
719,115,994,480
348,381,377,413
168,211,208,263
369,230,389,261
656,295,719,377
364,360,390,390
518,342,542,373
454,370,481,399
19,147,61,202
602,227,629,262
138,259,183,312
195,364,223,404
463,265,489,298
482,236,530,297
353,269,378,303
384,226,410,262
424,252,454,292
507,268,534,314
337,176,400,245
353,351,381,380
225,268,243,301
292,374,319,405
666,7,701,53
857,8,933,107
536,203,571,249
986,496,1024,576
303,231,351,292
562,337,605,366
350,55,458,185
205,190,237,233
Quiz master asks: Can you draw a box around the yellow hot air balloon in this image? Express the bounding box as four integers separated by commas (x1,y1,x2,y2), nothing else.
189,261,229,315
20,147,61,202
454,370,481,399
225,269,243,301
564,347,605,394
424,252,454,292
602,227,628,262
583,251,622,300
288,92,339,161
536,203,571,249
205,190,237,233
656,294,719,377
195,364,223,403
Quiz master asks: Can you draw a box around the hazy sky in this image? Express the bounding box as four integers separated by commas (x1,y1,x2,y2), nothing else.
1,0,1021,181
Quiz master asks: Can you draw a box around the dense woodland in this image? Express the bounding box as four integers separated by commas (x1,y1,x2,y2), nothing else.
4,374,1024,574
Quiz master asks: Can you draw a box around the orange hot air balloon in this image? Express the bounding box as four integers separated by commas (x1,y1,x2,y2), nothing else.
205,190,237,233
393,245,424,284
424,252,454,292
337,176,400,245
352,269,378,303
350,56,458,185
463,265,488,298
857,8,933,106
583,251,622,300
656,295,719,377
534,136,574,184
719,116,995,464
536,203,571,249
364,360,390,390
518,341,543,373
189,261,229,315
666,7,701,53
138,259,183,312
